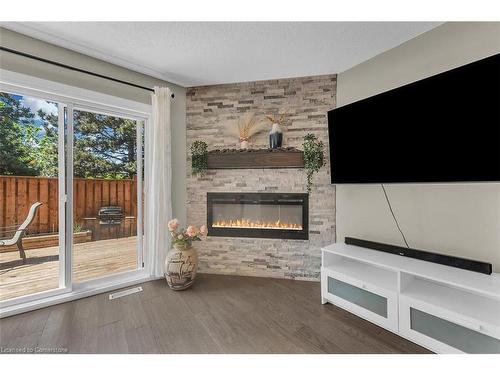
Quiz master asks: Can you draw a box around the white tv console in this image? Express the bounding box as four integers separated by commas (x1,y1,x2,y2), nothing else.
321,242,500,353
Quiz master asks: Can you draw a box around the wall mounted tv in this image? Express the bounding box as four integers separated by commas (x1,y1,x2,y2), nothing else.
328,53,500,184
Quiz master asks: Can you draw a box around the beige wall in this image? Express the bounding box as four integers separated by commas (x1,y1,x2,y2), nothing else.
0,27,187,223
336,22,500,271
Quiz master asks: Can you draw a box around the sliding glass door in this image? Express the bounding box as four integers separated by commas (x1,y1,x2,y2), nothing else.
0,82,147,308
71,108,144,284
0,91,66,302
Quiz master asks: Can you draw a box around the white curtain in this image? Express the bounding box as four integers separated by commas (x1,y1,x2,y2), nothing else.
146,87,172,278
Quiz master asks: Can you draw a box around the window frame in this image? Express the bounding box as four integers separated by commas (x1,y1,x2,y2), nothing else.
0,70,153,316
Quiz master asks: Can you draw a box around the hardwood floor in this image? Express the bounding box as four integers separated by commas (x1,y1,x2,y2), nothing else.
0,274,431,354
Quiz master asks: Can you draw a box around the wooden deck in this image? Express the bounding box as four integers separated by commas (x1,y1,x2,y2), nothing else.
0,237,138,301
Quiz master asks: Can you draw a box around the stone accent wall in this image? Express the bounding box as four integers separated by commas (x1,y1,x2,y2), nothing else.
186,74,337,281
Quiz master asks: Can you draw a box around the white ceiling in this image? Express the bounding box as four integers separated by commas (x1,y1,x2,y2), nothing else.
2,22,442,87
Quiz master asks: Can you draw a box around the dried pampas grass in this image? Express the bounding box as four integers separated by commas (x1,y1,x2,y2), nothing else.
226,112,265,140
265,112,289,125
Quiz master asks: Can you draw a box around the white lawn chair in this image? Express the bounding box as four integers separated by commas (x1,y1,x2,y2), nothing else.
0,202,42,263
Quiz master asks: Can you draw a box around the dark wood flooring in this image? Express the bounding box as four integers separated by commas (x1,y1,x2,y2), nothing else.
0,274,431,354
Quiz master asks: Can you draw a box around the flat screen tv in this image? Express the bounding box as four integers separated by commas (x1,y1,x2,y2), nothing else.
328,53,500,184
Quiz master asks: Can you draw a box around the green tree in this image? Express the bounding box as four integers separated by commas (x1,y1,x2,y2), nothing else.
0,93,40,176
73,111,137,179
34,109,59,177
1,93,138,179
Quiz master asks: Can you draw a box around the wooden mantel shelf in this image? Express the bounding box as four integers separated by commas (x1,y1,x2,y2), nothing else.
207,148,304,169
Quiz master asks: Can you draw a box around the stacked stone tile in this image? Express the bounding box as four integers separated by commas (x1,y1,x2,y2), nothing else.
186,74,337,280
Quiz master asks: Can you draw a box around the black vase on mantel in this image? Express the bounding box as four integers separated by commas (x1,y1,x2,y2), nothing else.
269,123,283,149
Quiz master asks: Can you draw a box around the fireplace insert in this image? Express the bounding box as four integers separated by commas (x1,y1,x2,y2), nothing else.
207,192,308,240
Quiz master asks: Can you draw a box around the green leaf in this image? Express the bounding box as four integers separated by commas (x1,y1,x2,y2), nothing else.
303,133,325,193
191,141,208,176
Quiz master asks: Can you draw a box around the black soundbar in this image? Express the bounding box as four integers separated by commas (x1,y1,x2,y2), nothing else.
345,237,492,275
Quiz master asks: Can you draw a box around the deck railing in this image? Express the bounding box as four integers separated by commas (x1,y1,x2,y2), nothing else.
0,175,138,237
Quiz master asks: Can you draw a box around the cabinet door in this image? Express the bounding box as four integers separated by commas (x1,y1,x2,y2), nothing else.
321,268,398,332
399,296,500,354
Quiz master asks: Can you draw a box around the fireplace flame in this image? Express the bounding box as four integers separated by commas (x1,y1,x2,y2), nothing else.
212,219,302,230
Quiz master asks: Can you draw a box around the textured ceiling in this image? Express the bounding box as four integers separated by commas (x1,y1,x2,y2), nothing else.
2,22,442,87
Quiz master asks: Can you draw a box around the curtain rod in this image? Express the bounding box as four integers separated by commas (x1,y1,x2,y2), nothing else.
0,46,174,98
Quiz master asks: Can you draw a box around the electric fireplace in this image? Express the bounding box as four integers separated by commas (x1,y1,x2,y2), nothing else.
207,192,308,240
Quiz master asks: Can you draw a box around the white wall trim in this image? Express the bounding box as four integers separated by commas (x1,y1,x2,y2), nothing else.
1,23,184,86
0,69,152,117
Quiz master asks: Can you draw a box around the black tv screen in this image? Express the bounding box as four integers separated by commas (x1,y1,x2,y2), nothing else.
328,53,500,184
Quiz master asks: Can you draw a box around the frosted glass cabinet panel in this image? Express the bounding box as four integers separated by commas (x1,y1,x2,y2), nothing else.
328,277,388,318
410,308,500,354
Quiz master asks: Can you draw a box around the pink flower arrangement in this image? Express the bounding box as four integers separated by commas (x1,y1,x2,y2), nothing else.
186,225,197,237
168,218,207,247
168,218,179,232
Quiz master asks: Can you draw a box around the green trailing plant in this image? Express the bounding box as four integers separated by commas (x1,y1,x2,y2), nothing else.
73,222,83,233
303,133,325,193
191,141,208,176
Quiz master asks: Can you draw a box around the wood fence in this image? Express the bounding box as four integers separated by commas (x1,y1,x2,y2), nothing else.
0,175,138,236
